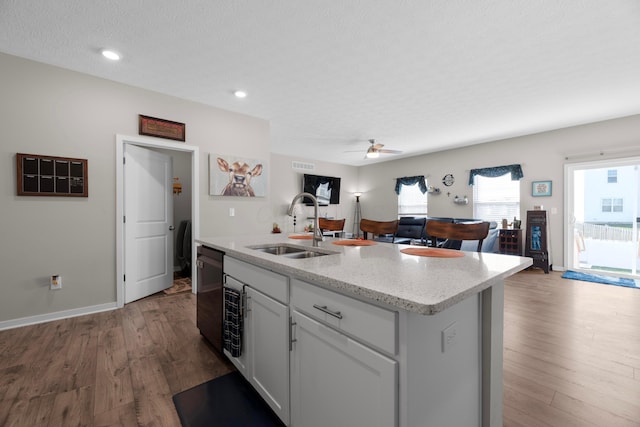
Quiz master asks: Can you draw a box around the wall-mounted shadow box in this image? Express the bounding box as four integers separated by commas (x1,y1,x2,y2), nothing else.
16,153,88,197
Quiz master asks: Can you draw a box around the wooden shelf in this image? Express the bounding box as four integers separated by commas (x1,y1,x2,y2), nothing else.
498,229,522,256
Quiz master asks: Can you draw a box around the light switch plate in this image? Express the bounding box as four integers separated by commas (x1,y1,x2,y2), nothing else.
441,322,458,353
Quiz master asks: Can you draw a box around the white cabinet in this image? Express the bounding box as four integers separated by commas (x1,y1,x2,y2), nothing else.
290,278,397,355
246,286,289,424
225,258,398,427
290,310,398,427
290,279,398,427
223,257,290,425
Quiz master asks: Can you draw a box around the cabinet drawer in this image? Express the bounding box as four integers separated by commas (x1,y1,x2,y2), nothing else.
225,257,289,303
291,279,397,355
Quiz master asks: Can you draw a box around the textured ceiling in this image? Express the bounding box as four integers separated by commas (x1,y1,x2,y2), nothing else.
1,1,639,165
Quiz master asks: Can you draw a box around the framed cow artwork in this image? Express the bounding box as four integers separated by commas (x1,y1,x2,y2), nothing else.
209,154,266,197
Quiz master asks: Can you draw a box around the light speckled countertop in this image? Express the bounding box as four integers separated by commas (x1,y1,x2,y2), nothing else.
197,234,532,315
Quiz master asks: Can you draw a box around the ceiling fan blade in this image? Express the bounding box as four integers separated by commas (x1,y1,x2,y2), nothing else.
378,149,403,154
373,143,384,150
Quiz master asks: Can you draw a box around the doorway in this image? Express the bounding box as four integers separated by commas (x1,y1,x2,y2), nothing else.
116,134,200,308
565,157,640,278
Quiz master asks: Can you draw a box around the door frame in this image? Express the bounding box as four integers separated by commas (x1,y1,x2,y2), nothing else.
564,156,640,276
116,134,200,308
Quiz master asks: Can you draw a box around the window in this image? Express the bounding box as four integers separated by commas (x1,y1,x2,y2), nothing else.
397,182,428,216
607,169,617,183
601,198,623,212
473,174,520,222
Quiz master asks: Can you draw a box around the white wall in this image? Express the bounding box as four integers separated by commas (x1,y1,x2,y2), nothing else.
0,52,271,324
358,115,640,269
270,154,359,235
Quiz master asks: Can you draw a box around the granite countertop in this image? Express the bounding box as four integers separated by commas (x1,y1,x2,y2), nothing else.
197,234,532,315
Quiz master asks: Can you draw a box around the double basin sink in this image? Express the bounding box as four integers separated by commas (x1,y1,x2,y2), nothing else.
248,243,338,259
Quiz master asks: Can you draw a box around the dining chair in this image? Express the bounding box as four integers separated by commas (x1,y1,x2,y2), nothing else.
318,218,346,236
425,221,490,252
360,218,399,241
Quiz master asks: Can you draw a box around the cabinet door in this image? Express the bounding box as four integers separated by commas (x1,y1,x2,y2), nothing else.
246,287,290,425
291,310,397,427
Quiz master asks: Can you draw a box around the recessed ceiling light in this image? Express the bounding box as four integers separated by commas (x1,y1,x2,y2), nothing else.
234,90,247,98
101,50,120,61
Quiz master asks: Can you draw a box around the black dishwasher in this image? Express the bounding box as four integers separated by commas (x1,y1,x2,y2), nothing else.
196,245,224,353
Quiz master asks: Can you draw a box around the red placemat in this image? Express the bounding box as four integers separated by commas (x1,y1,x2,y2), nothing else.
332,240,378,246
400,247,465,258
288,234,313,240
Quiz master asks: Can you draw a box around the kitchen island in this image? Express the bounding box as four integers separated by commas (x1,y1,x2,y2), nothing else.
197,234,532,427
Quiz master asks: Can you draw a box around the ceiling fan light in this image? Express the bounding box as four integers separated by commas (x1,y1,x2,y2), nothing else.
366,150,379,158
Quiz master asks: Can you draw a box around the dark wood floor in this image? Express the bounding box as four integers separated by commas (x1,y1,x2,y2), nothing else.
0,270,638,426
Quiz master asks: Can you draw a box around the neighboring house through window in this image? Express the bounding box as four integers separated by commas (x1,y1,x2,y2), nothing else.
601,198,623,213
473,173,520,222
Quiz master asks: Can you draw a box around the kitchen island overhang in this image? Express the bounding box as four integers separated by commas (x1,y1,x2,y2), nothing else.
197,233,532,315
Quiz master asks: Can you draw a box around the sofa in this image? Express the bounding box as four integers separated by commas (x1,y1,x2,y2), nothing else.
373,217,427,244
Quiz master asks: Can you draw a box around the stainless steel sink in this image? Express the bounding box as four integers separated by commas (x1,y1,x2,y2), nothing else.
248,244,338,258
282,250,328,259
251,245,307,255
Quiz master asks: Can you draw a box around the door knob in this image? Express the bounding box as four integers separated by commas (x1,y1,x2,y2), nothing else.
169,225,175,231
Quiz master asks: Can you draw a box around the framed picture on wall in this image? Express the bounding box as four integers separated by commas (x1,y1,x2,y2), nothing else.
139,115,186,141
209,154,266,197
532,180,552,197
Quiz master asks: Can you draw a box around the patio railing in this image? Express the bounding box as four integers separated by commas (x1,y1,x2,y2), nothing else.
574,222,637,242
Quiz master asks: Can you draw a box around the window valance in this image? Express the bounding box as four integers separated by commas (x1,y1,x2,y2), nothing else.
395,175,427,195
468,164,523,186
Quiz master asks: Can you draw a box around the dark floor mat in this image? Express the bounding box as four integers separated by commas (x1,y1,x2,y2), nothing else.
172,371,285,427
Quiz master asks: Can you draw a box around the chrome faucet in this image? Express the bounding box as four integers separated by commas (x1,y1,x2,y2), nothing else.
288,192,324,246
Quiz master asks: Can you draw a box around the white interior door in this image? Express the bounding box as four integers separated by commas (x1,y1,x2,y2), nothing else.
124,144,173,303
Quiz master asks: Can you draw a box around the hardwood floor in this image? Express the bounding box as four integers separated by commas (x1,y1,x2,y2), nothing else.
0,270,638,426
0,292,233,427
504,270,640,427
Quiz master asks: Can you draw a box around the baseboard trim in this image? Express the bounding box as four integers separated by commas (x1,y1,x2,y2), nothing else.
0,302,118,331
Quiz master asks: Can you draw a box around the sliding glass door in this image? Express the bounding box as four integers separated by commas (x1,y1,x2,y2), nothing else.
565,157,640,278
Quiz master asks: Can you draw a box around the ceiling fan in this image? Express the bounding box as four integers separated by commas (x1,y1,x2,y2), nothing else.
364,139,402,158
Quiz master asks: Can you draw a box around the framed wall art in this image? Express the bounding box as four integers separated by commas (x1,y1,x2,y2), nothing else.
16,153,88,197
209,154,266,197
532,180,552,197
139,114,185,141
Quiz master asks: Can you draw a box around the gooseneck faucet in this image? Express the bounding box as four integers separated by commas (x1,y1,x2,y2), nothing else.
288,192,324,246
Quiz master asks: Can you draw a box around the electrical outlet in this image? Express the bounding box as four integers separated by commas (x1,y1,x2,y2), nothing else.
441,322,458,353
50,275,62,290
229,207,235,217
